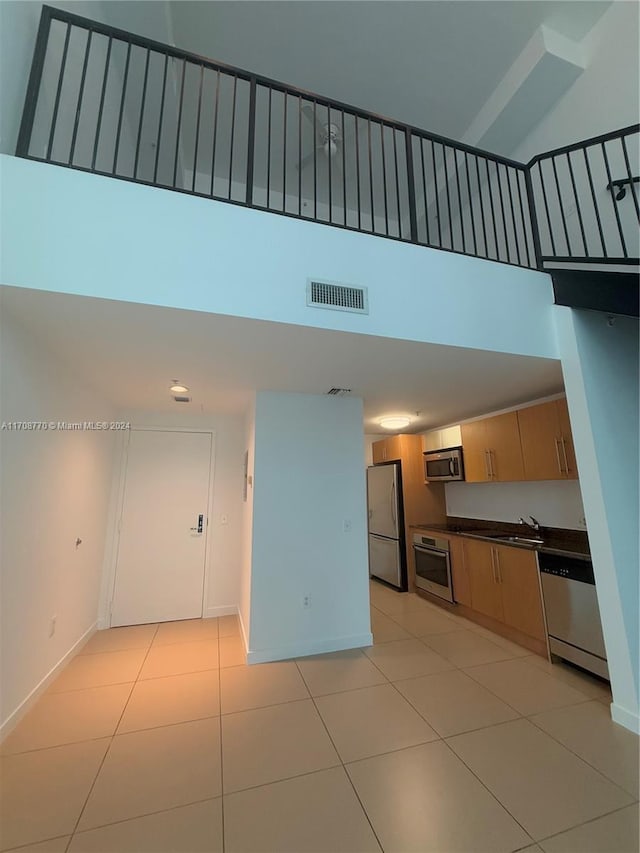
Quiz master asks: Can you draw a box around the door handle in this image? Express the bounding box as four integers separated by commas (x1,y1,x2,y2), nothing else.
554,438,565,475
484,450,491,480
190,514,204,533
560,438,570,476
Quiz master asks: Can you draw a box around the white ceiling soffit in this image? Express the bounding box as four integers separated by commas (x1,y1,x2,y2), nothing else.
463,26,586,156
1,286,563,431
166,1,611,142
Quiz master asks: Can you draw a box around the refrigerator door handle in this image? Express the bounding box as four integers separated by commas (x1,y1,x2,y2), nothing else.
390,480,397,535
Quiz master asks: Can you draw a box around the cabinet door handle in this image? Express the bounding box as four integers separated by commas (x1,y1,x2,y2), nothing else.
560,438,570,475
495,549,502,584
484,450,492,480
554,437,565,475
490,548,498,584
488,450,495,480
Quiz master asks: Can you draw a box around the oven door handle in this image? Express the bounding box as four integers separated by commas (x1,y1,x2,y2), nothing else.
413,544,449,557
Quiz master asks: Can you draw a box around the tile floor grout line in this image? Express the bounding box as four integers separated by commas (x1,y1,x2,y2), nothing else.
534,800,640,845
524,707,639,798
293,659,386,853
64,623,160,853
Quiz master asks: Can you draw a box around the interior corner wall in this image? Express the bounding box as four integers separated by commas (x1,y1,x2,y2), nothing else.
0,306,116,732
247,392,371,662
555,306,639,733
108,409,245,622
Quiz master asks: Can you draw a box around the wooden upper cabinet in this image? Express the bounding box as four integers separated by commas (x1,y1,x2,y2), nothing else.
372,435,402,464
461,413,523,482
495,545,546,640
449,536,471,607
460,420,491,482
518,398,578,481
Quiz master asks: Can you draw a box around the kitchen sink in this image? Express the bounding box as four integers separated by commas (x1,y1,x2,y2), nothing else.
491,535,544,545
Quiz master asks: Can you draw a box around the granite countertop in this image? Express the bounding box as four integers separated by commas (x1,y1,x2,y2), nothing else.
412,518,591,560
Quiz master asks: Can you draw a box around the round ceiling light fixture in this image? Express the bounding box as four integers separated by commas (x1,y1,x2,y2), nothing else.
170,383,190,394
379,416,411,431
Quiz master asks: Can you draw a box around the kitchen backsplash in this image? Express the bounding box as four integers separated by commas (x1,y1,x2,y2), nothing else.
445,479,586,531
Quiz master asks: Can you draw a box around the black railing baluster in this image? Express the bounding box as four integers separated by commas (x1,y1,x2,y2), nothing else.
92,36,112,171
69,29,92,165
474,156,488,258
134,48,151,180
432,141,442,246
209,69,220,196
246,76,257,206
112,40,131,175
355,116,361,230
367,119,374,232
601,140,628,257
582,147,607,257
551,156,571,255
297,95,302,216
405,130,418,243
515,170,531,268
464,153,477,257
266,87,272,207
454,150,466,253
523,167,543,268
328,108,333,222
505,165,520,265
419,137,429,245
191,63,204,192
442,145,454,249
392,128,402,238
47,22,72,162
228,74,238,199
282,92,287,213
380,123,389,235
484,159,498,259
313,99,318,220
153,53,168,184
537,160,557,257
341,109,347,226
172,58,186,187
17,5,53,156
496,163,511,263
566,151,587,256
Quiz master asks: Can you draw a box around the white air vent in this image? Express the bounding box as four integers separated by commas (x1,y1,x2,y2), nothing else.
326,388,352,396
307,279,368,314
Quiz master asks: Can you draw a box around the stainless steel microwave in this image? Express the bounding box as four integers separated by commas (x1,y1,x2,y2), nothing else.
424,447,465,482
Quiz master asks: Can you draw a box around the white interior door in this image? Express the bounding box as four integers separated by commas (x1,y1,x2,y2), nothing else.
111,429,213,627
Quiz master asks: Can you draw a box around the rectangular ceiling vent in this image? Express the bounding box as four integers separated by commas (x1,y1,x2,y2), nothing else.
326,388,352,396
307,279,369,314
173,395,191,403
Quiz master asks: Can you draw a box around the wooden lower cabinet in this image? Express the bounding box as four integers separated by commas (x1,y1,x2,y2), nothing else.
449,536,546,643
496,545,546,641
449,536,471,607
464,538,504,622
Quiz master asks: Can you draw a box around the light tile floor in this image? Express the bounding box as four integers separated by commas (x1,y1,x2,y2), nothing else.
1,582,638,853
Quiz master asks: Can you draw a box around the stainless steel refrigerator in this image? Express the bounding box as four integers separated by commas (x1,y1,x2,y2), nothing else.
367,463,406,590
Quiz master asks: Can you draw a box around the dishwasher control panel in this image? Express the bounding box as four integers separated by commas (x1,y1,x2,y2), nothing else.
538,552,595,584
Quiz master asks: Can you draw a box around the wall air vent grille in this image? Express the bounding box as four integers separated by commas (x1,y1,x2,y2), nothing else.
307,279,369,314
173,395,191,403
326,388,352,396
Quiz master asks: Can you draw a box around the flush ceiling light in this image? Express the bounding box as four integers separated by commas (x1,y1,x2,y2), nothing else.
170,383,189,394
379,416,411,430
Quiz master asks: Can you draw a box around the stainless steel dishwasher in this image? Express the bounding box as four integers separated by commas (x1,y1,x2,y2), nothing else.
538,551,609,680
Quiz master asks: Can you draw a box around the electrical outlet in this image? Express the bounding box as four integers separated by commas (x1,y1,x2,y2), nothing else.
302,595,311,609
49,616,57,638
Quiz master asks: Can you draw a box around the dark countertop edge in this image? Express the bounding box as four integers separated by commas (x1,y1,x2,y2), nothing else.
411,523,591,560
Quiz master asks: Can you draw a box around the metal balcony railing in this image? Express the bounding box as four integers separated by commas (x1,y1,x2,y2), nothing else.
16,6,640,272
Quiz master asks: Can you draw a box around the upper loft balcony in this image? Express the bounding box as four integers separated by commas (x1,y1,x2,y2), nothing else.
15,6,640,313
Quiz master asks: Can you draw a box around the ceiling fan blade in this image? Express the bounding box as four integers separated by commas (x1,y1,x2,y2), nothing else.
301,104,326,138
296,148,318,171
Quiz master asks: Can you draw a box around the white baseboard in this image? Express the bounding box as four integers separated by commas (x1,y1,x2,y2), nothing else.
204,604,238,619
0,622,97,742
246,632,373,665
611,702,640,734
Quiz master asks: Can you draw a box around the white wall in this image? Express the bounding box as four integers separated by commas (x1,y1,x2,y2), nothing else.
100,408,245,623
445,480,585,530
0,305,116,732
247,392,371,662
1,155,558,362
555,306,639,733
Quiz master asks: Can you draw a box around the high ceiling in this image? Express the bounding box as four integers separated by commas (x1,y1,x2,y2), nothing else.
2,287,563,432
164,1,611,145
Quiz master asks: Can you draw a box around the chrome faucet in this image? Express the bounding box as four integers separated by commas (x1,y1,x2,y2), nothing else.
519,515,541,531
